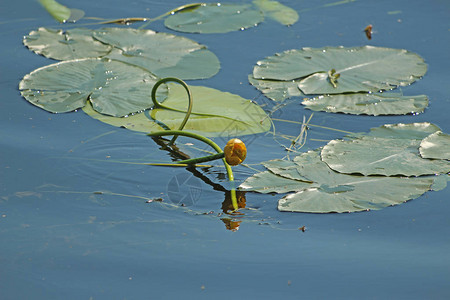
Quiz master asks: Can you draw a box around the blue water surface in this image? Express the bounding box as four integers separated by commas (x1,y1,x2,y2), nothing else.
1,0,449,299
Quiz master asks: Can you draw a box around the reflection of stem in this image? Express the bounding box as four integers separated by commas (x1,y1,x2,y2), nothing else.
148,130,238,211
151,77,193,146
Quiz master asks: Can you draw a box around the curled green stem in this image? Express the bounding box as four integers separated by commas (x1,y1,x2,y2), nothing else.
148,130,238,210
151,77,193,146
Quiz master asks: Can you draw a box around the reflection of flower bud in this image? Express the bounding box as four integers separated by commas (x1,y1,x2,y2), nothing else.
224,138,247,166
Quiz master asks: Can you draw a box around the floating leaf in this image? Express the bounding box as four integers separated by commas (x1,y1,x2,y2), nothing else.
253,46,427,94
240,170,312,194
248,75,303,101
83,83,271,137
240,150,434,213
39,0,84,23
19,58,167,117
92,27,220,79
321,136,450,176
252,0,299,26
164,3,264,33
365,122,441,140
419,131,450,160
23,27,112,61
302,93,428,115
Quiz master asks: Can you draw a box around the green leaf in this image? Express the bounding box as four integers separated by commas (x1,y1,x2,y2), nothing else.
19,58,167,117
248,75,303,101
23,27,112,60
239,170,312,194
366,122,441,140
321,136,450,176
39,0,70,22
302,93,428,116
39,0,84,23
253,46,427,94
252,0,299,26
419,131,450,160
92,27,220,80
83,83,271,137
164,3,264,33
240,150,434,213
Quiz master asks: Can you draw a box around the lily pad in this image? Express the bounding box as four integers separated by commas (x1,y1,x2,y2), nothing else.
240,150,434,213
321,136,450,176
164,3,264,33
253,46,427,94
366,122,441,140
92,27,220,79
24,27,112,60
252,0,299,26
239,170,312,194
420,131,450,160
19,58,167,117
302,93,428,115
83,83,271,137
248,75,303,102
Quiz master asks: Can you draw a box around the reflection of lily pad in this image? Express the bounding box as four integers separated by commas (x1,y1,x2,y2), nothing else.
302,93,428,115
19,58,167,117
164,3,264,33
420,131,450,160
240,150,434,213
253,46,427,94
83,83,271,137
252,0,299,26
93,27,220,80
321,136,450,177
23,27,112,60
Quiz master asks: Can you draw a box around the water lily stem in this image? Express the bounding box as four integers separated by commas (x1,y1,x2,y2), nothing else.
151,77,193,146
148,130,238,210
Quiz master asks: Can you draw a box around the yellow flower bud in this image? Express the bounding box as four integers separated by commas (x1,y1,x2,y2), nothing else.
224,138,247,166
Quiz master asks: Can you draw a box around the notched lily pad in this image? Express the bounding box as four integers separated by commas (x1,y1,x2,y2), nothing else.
93,27,220,80
24,27,112,60
253,46,427,95
83,83,271,137
19,58,167,117
302,93,428,116
164,3,264,33
248,75,303,102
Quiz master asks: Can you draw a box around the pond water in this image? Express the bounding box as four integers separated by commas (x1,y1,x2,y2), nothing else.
1,0,449,299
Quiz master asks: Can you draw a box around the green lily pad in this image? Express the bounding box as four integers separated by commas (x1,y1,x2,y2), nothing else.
248,75,303,101
420,131,450,160
321,136,450,176
23,27,112,60
240,150,434,213
252,0,299,26
19,58,167,117
366,122,441,140
92,27,220,80
253,46,427,94
239,170,312,194
83,83,271,137
164,3,264,33
302,93,428,115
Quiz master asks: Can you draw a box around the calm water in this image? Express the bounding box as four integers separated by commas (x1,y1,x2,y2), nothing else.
1,0,449,299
